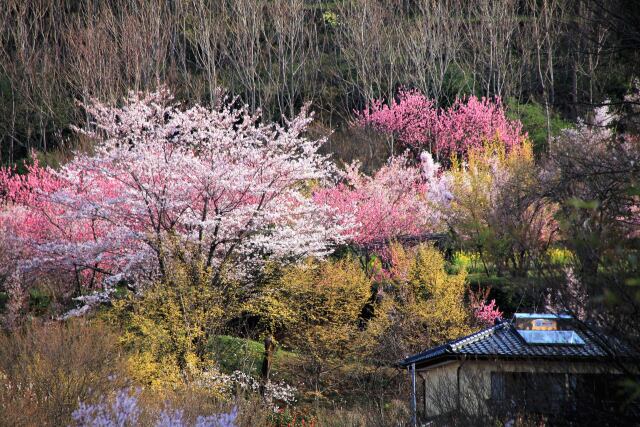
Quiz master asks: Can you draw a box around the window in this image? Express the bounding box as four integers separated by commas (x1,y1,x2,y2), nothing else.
490,372,569,413
517,330,585,345
490,371,637,423
514,313,586,345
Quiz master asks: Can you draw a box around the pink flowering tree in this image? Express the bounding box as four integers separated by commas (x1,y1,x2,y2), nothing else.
0,88,347,292
355,89,438,151
313,151,451,247
356,88,526,158
469,288,503,326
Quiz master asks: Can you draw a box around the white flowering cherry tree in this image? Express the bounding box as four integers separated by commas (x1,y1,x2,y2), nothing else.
0,88,348,291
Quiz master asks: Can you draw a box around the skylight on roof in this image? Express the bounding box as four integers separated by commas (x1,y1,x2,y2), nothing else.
517,330,585,345
513,313,585,346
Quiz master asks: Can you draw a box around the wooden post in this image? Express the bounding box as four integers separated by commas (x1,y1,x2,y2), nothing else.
260,334,276,401
261,334,276,382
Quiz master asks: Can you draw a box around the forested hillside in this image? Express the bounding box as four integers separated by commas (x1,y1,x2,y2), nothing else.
1,0,639,165
0,1,639,426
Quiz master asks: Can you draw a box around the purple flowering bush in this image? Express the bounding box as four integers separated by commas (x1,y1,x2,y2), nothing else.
72,388,238,427
72,389,141,427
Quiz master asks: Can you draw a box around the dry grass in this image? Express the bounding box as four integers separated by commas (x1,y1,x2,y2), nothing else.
0,318,126,426
315,399,411,427
0,316,414,426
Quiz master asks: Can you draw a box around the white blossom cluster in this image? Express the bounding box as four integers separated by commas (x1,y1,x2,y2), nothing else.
59,288,116,320
194,368,296,406
263,380,297,405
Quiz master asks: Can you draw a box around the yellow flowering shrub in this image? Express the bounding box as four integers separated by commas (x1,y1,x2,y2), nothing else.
105,261,226,393
367,243,472,361
255,256,373,399
282,256,372,357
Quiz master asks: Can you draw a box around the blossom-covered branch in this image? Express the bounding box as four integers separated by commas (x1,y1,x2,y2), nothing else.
356,88,526,158
0,88,348,290
313,152,450,246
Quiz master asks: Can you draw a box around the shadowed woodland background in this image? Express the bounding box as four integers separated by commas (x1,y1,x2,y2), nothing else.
2,0,639,168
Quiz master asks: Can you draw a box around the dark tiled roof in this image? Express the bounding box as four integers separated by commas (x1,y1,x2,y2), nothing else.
400,320,636,368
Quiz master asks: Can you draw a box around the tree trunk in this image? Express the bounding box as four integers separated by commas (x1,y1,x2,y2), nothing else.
571,54,579,120
261,334,276,382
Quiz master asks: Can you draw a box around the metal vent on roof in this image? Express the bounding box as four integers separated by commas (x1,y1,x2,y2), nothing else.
514,313,586,346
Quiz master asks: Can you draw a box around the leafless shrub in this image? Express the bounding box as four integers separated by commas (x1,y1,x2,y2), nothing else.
0,319,126,426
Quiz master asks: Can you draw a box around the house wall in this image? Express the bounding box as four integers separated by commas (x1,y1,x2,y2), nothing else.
417,359,625,419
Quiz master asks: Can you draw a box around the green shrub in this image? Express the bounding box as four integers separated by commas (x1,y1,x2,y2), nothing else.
507,100,572,154
28,288,51,316
0,291,7,313
449,251,484,274
547,247,574,266
209,335,298,377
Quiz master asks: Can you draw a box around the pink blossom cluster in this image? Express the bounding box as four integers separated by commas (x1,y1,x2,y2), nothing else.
356,89,526,158
469,287,503,326
472,298,503,326
355,89,438,149
0,88,347,290
313,152,450,246
0,156,123,288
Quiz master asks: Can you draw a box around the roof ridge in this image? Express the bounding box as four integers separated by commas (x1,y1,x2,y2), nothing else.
450,322,505,351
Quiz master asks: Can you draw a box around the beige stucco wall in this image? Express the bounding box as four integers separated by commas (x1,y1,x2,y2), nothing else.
417,359,625,419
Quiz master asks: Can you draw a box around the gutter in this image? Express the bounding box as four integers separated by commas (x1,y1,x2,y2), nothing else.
409,363,417,427
404,352,627,371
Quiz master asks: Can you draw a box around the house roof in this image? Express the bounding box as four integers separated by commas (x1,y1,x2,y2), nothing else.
400,315,638,369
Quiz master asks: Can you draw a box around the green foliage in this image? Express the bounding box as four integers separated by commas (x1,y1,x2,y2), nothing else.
466,273,510,289
322,11,338,27
440,63,476,103
209,335,264,374
507,100,572,154
467,274,543,315
449,251,483,274
209,335,298,376
28,288,51,316
547,247,574,266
